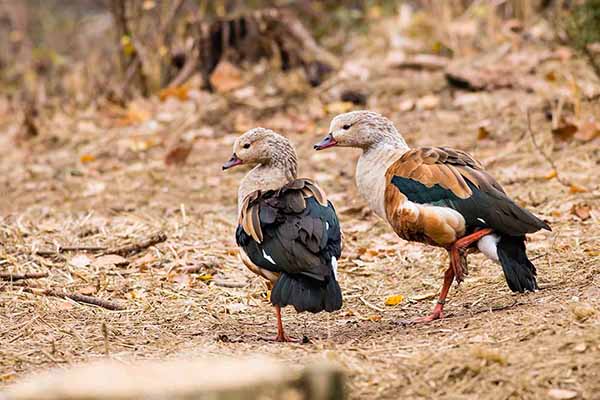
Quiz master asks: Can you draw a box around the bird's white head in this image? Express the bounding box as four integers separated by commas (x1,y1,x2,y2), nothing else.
222,127,298,179
314,110,407,151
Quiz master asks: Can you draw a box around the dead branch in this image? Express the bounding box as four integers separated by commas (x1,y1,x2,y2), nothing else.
109,0,149,97
0,272,48,281
107,232,167,257
167,45,199,88
35,246,107,257
526,109,571,187
159,0,186,37
34,232,166,258
212,279,248,288
22,288,126,311
359,296,385,313
170,8,337,90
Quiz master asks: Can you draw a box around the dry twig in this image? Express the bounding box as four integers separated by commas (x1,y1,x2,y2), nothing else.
0,272,48,281
22,287,126,311
359,296,386,313
34,232,167,258
35,246,106,256
108,232,167,257
212,279,248,288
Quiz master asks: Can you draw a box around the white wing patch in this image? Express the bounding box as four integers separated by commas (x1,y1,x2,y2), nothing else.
326,222,330,230
331,256,338,279
262,249,276,265
477,234,500,263
477,217,486,224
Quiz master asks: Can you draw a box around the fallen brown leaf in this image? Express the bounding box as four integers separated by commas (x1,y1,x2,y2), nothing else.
477,126,490,140
552,122,578,141
158,85,189,102
210,61,244,92
165,143,193,166
570,203,591,221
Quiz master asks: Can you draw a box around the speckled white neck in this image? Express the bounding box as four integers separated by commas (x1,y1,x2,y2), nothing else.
356,142,409,219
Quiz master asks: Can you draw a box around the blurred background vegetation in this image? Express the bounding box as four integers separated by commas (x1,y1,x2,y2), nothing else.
0,0,598,105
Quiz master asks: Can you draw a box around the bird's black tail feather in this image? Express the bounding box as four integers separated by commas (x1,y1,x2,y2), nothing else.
497,235,538,293
271,273,342,313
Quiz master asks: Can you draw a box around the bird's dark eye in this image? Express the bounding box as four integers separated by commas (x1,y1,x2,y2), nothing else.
342,124,352,130
242,143,251,149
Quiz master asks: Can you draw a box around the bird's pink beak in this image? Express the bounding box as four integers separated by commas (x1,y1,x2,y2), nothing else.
313,133,337,150
222,153,243,170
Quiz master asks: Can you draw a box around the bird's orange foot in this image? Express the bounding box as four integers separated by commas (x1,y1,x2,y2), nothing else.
404,302,445,324
259,334,299,343
275,333,306,343
275,333,294,342
409,311,444,324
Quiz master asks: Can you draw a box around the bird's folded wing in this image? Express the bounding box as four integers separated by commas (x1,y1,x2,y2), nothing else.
236,179,341,280
385,147,499,200
385,147,550,235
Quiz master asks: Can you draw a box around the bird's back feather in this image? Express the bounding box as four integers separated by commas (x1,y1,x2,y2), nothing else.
236,179,343,312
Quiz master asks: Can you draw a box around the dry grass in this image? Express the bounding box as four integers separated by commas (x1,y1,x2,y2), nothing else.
1,11,600,400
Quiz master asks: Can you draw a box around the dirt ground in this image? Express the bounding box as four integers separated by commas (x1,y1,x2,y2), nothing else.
1,13,600,400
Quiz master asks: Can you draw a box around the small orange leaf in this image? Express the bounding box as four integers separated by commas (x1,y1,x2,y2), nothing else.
545,71,557,82
117,104,150,126
80,154,96,163
158,85,189,102
569,184,589,194
544,170,558,180
477,126,490,140
368,314,382,322
385,294,405,306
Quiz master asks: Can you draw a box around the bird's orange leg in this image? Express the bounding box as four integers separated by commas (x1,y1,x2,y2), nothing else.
274,305,296,342
411,265,455,323
411,228,494,324
451,228,493,283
